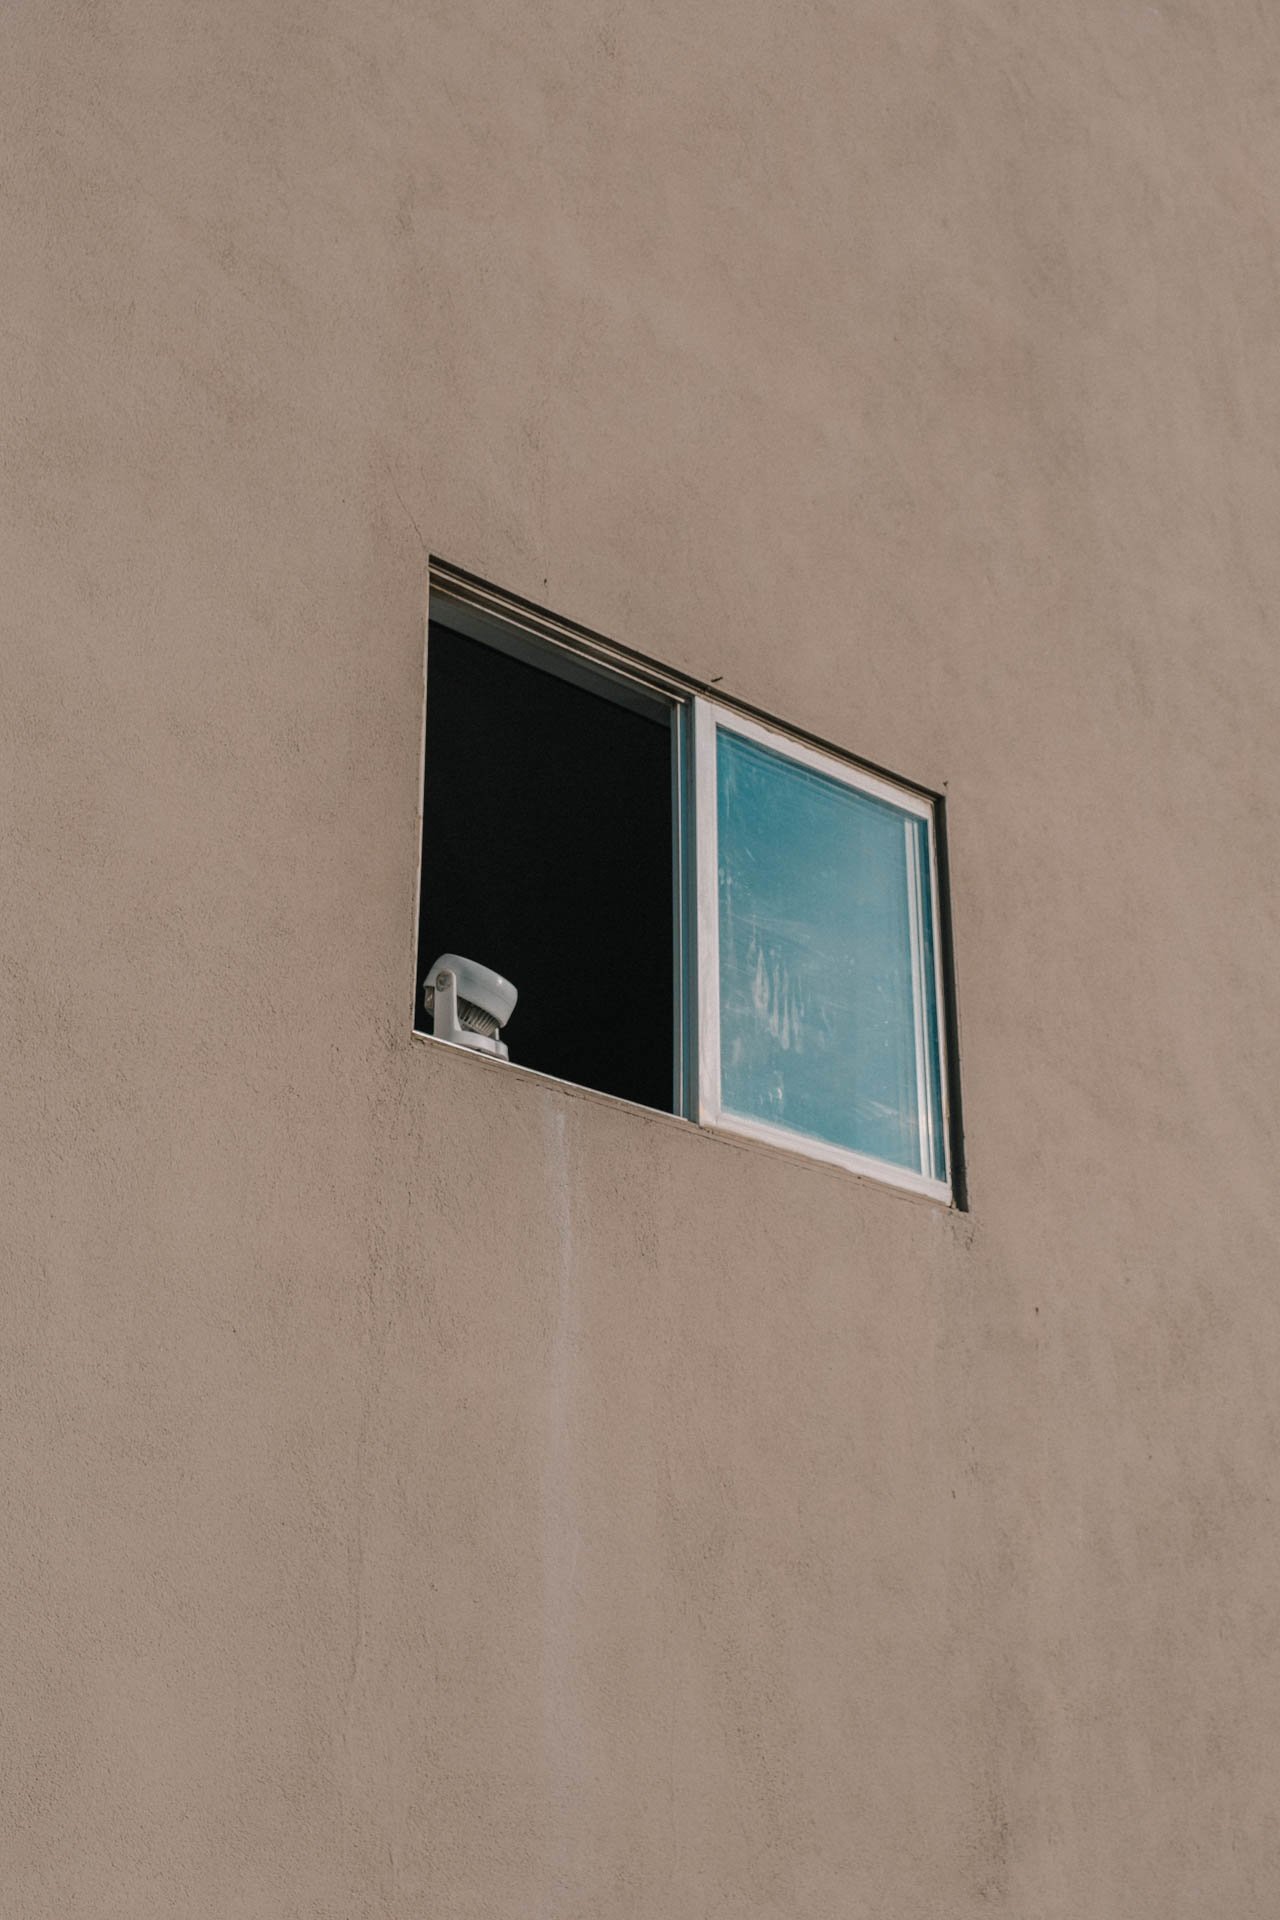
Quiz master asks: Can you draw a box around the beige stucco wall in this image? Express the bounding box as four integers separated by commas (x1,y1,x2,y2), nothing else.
4,3,1280,1913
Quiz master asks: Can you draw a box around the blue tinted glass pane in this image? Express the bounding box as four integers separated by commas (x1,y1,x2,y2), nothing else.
716,728,940,1176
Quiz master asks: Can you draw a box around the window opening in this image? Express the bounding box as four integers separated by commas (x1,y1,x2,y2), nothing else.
417,573,954,1203
416,614,680,1113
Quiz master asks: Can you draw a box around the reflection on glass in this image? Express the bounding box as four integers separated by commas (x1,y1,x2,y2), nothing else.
715,728,944,1177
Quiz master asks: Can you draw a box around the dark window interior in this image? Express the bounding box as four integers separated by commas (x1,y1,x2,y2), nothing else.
417,619,675,1113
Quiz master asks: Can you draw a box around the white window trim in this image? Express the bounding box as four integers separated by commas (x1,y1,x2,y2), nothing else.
692,698,953,1205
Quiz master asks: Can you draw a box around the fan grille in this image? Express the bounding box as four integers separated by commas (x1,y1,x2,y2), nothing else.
424,981,501,1038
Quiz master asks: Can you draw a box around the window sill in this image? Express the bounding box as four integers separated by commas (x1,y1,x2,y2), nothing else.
409,1027,957,1209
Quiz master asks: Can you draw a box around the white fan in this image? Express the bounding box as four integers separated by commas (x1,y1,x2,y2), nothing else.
424,954,518,1059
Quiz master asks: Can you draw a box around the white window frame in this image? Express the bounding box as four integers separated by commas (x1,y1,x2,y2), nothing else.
692,699,952,1204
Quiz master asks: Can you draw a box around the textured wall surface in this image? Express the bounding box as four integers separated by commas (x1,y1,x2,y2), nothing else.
4,3,1280,1914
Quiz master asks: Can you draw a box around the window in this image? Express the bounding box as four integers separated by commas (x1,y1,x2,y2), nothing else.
416,569,955,1203
695,708,948,1193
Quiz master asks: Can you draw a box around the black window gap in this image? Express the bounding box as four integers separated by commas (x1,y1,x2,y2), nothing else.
416,620,675,1114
